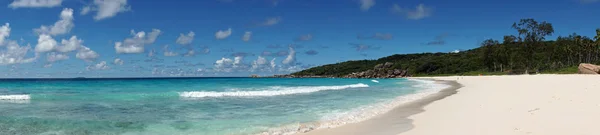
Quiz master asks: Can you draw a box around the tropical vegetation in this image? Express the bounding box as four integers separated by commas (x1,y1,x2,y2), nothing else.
291,18,600,77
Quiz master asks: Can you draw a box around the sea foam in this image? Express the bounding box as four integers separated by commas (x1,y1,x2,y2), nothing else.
316,79,449,128
179,83,369,98
0,94,31,100
258,79,450,135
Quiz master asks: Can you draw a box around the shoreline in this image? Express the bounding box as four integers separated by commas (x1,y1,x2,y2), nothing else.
293,79,462,135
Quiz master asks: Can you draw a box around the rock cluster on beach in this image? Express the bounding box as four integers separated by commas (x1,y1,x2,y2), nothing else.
272,62,410,78
343,62,410,78
578,63,600,74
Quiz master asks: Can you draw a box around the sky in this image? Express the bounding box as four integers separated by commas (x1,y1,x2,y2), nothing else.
0,0,599,78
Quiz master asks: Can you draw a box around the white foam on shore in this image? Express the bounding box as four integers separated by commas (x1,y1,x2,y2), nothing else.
0,94,30,100
179,83,369,98
257,79,450,135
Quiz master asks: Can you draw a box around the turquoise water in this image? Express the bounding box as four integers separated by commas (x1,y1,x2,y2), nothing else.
0,78,437,135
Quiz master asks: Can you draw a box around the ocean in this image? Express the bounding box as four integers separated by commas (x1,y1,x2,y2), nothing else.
0,78,448,135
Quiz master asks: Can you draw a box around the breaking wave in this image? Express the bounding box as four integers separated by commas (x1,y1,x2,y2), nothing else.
0,94,30,100
257,79,451,135
179,83,369,98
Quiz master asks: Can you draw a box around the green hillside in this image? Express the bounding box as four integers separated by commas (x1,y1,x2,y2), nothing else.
291,19,600,77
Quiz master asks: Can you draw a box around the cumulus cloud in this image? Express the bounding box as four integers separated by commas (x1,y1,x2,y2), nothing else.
113,58,123,65
35,34,87,54
115,29,161,54
0,23,10,45
214,57,233,72
242,31,252,42
35,34,57,53
215,28,232,40
0,41,37,65
8,0,62,8
82,0,131,20
282,46,296,65
34,8,74,36
295,34,313,41
359,0,375,11
76,46,99,62
213,56,249,72
57,36,82,52
176,31,195,45
251,56,277,72
391,4,432,20
87,61,109,70
46,52,68,62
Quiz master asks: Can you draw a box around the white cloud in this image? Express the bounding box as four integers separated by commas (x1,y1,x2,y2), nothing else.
57,36,82,52
391,4,432,20
214,57,234,72
270,58,276,69
242,31,252,42
80,6,91,15
76,46,99,62
35,34,85,53
359,0,375,11
86,61,109,70
184,49,195,57
46,52,68,62
233,56,243,68
113,58,123,65
163,45,179,57
35,34,57,53
282,46,296,65
34,8,74,36
115,29,161,54
83,0,130,20
0,41,37,65
0,23,10,45
251,56,277,72
164,51,178,57
8,0,62,8
176,31,195,45
262,17,281,26
215,28,232,40
213,56,249,72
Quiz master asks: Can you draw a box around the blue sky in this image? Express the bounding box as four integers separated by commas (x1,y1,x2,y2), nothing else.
0,0,599,78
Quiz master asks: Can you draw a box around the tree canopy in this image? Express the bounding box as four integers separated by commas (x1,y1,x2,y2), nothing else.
291,19,600,77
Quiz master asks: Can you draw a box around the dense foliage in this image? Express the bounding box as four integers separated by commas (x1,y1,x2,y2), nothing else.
292,19,600,77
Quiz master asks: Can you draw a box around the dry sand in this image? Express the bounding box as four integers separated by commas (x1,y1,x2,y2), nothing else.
300,75,600,135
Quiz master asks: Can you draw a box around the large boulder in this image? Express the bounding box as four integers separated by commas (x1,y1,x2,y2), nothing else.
578,63,600,74
374,64,384,69
383,62,394,68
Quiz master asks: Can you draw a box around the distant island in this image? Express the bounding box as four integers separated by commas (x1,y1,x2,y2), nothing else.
279,18,600,78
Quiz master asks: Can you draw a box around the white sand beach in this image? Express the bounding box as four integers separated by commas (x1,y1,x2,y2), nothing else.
301,74,600,135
